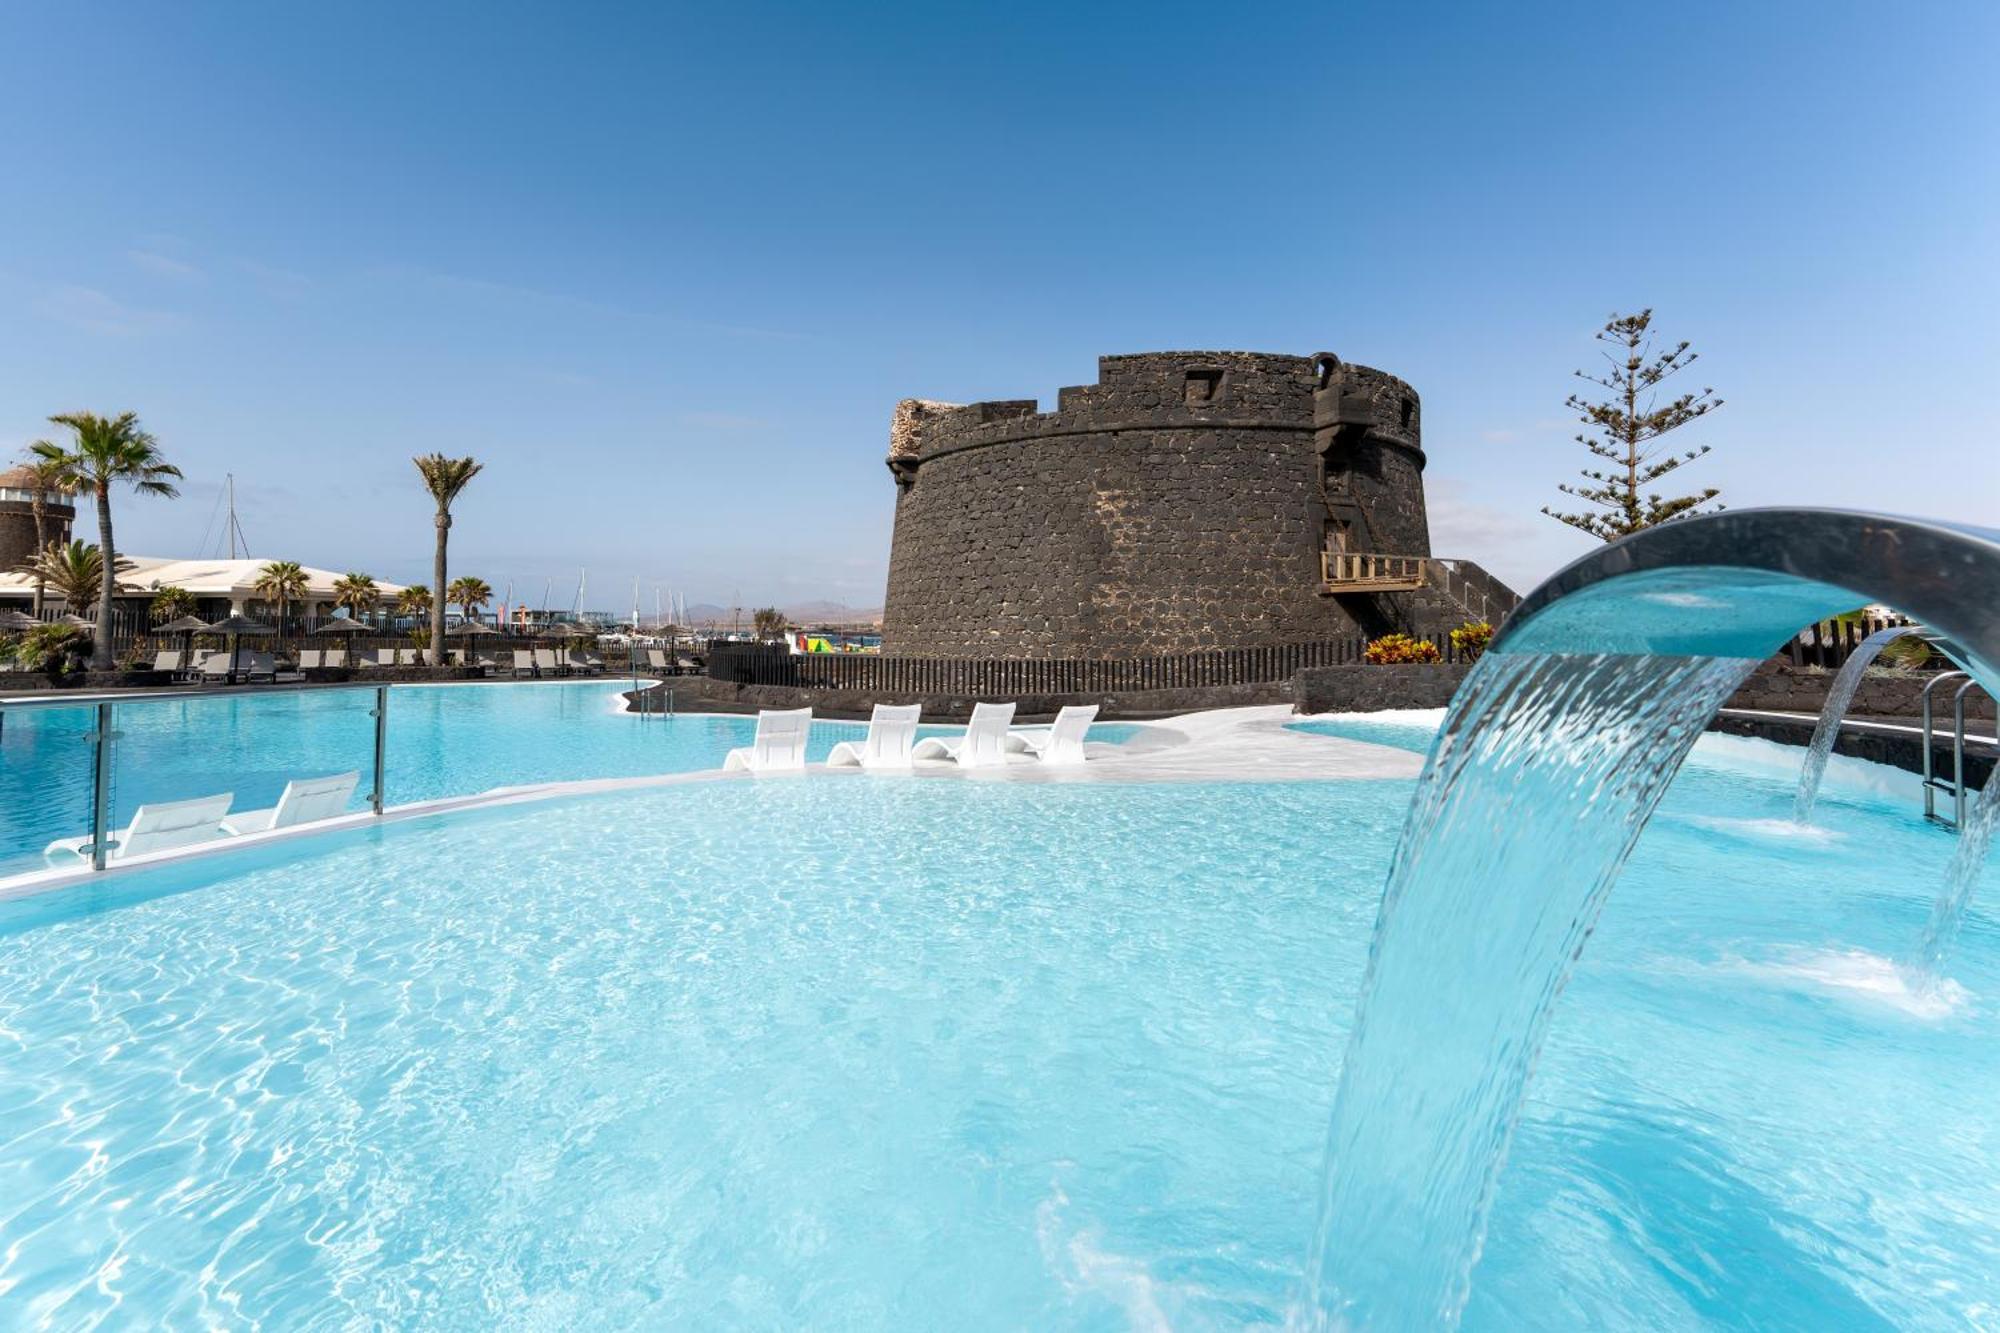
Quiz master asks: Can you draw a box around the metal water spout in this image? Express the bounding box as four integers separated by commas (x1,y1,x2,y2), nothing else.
1302,509,2000,1330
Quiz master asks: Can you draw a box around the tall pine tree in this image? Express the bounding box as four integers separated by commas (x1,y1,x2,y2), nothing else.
1544,309,1722,541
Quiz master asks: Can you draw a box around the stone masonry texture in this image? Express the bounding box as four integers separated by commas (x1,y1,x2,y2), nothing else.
881,350,1466,659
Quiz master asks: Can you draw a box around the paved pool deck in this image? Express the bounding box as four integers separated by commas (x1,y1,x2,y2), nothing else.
847,705,1423,785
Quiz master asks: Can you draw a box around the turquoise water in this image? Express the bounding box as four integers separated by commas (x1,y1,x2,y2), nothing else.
0,723,1994,1326
0,683,1135,875
1287,714,1438,755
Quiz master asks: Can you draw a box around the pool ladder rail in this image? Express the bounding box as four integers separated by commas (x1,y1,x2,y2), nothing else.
1920,669,1992,829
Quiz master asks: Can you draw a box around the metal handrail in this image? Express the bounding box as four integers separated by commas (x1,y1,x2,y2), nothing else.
1950,677,1990,829
0,679,392,712
1917,670,1994,829
1921,672,1963,824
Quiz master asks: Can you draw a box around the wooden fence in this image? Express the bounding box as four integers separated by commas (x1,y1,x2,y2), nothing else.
706,633,1480,695
1783,615,1927,670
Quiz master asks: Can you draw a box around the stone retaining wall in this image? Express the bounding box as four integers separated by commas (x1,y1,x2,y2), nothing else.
1711,711,1993,789
1291,663,1473,714
627,675,1293,722
1727,661,1994,720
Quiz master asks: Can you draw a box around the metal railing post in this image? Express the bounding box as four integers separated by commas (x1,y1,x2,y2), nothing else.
370,685,389,815
1922,672,1964,824
89,700,116,871
1953,678,1983,829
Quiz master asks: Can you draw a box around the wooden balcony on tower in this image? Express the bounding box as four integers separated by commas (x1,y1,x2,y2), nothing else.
1322,551,1429,593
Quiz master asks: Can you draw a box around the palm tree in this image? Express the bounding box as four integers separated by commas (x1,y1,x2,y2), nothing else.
252,560,309,650
412,454,482,670
15,449,74,616
149,585,198,624
394,583,432,626
15,540,133,611
447,575,493,625
332,571,381,625
32,413,182,669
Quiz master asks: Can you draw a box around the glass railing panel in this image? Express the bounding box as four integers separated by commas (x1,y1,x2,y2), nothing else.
0,700,100,878
106,689,378,851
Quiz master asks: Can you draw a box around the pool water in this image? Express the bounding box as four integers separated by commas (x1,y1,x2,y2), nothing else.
0,724,1993,1327
0,683,1136,876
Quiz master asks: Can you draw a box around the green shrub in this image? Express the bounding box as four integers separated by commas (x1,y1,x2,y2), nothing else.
1878,636,1932,670
1364,632,1442,665
1449,621,1494,662
17,623,91,674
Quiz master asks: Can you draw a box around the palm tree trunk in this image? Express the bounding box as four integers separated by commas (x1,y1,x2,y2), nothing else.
432,511,450,671
92,482,115,670
29,495,46,617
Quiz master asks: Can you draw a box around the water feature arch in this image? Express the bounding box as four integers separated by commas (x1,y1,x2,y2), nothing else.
1303,509,2000,1329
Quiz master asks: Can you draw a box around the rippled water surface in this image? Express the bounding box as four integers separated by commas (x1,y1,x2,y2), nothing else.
0,730,1995,1327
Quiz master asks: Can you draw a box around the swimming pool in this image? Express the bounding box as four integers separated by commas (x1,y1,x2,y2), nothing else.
0,720,1993,1326
0,683,1136,876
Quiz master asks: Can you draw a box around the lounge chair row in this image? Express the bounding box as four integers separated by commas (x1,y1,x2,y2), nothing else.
641,647,702,675
152,649,285,682
43,772,361,864
508,648,607,677
145,647,608,679
723,702,1100,773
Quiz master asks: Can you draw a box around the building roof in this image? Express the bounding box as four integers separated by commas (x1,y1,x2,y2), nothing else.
0,464,77,503
0,556,407,601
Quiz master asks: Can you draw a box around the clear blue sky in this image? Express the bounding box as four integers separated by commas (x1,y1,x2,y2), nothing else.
2,1,1994,614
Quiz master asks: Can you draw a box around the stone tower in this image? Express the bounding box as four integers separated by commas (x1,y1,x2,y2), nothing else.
881,350,1484,659
0,464,74,577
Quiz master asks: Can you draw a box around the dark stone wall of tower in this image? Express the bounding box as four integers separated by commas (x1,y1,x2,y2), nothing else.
1314,356,1430,557
0,503,73,578
882,351,1450,659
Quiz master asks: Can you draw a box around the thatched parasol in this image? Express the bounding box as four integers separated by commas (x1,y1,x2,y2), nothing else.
153,614,212,673
204,614,275,681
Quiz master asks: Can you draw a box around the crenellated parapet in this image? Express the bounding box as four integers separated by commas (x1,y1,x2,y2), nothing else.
1312,353,1421,460
885,352,1315,477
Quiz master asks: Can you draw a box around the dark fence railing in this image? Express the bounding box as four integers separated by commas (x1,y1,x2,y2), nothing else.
1,608,651,675
705,632,1481,695
1783,615,1928,670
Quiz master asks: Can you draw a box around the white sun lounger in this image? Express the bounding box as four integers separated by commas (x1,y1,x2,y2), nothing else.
197,652,234,682
826,703,923,771
221,771,361,836
533,648,562,676
911,701,1017,768
44,791,235,862
723,707,813,773
151,649,183,674
1005,704,1100,765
